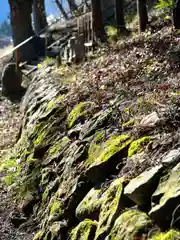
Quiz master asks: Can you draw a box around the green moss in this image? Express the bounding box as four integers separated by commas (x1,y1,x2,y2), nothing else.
93,130,106,144
40,168,52,186
47,95,65,110
47,198,64,223
49,136,70,154
76,187,104,220
95,178,124,239
43,222,63,240
122,119,135,128
49,221,62,234
0,159,17,172
128,136,152,157
34,130,47,146
13,131,30,159
31,119,57,148
26,153,37,164
67,102,93,129
69,219,97,240
33,230,44,240
107,209,152,240
3,168,21,185
149,230,180,240
42,187,49,202
50,200,63,215
0,157,21,185
85,135,133,168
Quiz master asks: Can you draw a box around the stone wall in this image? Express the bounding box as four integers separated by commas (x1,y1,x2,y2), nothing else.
2,63,180,240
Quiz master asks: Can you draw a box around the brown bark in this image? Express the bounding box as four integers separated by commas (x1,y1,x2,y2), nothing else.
173,0,180,29
114,0,126,33
8,0,38,62
91,0,106,41
137,0,148,32
33,0,47,34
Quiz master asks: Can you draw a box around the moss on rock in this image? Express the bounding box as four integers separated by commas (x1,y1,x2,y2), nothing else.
47,95,65,110
69,219,97,240
95,178,125,240
43,136,70,166
128,136,152,157
33,230,44,240
85,134,133,169
43,221,64,240
122,119,135,128
93,130,106,144
42,187,49,203
76,186,104,220
148,229,180,240
149,163,180,229
47,198,65,222
67,102,94,129
106,209,152,240
50,200,64,216
49,136,70,155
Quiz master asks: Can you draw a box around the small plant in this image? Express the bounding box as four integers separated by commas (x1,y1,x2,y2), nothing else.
43,57,54,66
155,0,172,9
105,26,118,42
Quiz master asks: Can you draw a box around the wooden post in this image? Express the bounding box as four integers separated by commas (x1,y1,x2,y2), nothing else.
45,34,47,57
15,48,20,72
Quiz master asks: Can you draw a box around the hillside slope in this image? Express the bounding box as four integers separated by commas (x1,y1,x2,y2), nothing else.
2,13,180,240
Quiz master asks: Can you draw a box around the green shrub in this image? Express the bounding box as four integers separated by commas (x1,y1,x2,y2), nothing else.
155,0,172,9
105,26,118,42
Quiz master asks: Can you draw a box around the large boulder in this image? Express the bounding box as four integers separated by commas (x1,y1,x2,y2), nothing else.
75,185,104,221
1,63,25,100
84,134,133,183
94,178,132,240
106,209,152,240
149,163,180,229
161,148,180,166
124,165,163,208
148,229,180,240
69,219,97,240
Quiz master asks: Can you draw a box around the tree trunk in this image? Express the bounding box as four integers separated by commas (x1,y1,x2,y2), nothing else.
114,0,126,33
8,0,38,62
137,0,148,32
67,0,78,15
33,0,47,35
55,0,68,20
91,0,106,41
173,0,180,29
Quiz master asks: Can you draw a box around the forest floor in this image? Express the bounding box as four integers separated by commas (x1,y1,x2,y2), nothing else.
0,98,33,240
